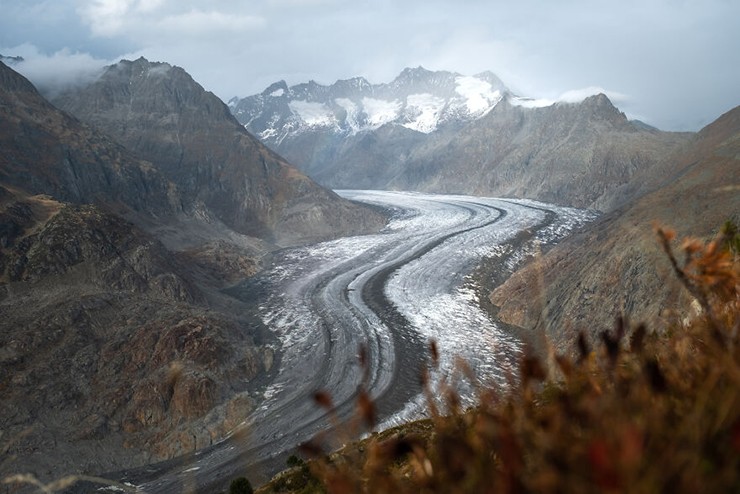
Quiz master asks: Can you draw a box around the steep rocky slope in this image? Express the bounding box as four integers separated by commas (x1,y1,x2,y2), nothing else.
0,60,178,218
396,95,691,210
0,189,273,481
52,57,384,246
490,105,740,352
235,69,691,212
0,61,285,481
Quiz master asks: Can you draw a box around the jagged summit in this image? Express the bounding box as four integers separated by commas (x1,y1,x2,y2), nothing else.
262,80,289,97
393,65,436,83
230,67,510,140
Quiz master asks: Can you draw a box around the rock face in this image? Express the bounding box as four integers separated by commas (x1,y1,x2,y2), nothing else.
0,191,267,480
0,60,178,218
395,95,692,210
52,57,384,245
233,69,691,211
490,105,740,353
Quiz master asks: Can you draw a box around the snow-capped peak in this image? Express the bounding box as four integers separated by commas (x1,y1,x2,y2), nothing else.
230,68,510,142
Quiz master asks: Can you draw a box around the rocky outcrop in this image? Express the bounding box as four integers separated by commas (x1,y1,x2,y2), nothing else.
2,202,197,300
490,105,740,353
52,57,385,245
0,190,273,480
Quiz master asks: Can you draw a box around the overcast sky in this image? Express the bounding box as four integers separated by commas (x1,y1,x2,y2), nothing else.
1,0,738,131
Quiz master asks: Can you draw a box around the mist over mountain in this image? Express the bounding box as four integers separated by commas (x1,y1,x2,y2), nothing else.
0,54,24,65
232,69,692,211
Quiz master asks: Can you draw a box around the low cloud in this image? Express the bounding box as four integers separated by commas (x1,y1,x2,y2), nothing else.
78,2,265,40
558,87,628,104
1,44,108,97
511,86,629,109
2,0,737,130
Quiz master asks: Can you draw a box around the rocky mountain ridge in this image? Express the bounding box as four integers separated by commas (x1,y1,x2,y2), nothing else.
230,66,508,140
490,104,740,353
0,59,179,219
394,94,693,210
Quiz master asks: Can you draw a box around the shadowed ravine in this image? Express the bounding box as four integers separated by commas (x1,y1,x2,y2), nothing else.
79,191,595,493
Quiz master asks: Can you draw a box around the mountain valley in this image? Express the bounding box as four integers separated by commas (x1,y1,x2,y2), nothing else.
0,57,737,493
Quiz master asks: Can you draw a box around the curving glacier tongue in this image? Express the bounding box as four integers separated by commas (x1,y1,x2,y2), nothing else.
254,190,597,430
127,191,597,493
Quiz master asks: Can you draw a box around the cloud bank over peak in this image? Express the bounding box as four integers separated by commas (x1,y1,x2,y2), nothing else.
1,44,108,98
511,87,630,109
1,0,738,130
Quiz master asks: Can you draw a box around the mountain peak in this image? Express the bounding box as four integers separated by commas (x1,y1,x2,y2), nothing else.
262,80,289,97
52,59,384,244
231,67,509,139
579,93,628,123
0,54,24,65
392,66,450,86
398,65,434,77
113,57,174,76
583,93,613,106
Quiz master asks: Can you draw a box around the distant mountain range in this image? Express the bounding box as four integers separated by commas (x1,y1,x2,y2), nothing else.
230,67,508,138
230,68,692,211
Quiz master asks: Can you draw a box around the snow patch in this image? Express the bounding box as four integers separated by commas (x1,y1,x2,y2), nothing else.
335,97,361,133
455,76,502,115
361,97,401,128
403,93,446,133
288,100,335,127
269,88,285,97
